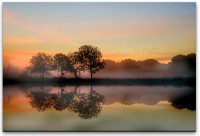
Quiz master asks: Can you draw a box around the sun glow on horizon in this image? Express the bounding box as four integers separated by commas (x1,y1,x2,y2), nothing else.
3,3,196,69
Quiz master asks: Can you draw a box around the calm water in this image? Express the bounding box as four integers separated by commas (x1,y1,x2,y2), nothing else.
3,85,196,131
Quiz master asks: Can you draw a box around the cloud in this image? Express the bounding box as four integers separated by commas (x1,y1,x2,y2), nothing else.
80,19,182,41
3,6,20,26
4,37,44,44
3,7,75,46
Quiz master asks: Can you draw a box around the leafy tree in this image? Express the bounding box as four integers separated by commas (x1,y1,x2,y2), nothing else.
53,53,70,78
68,52,83,78
120,59,140,71
170,53,196,75
142,59,159,67
27,52,53,78
171,54,185,64
77,45,106,79
185,53,196,70
104,59,119,71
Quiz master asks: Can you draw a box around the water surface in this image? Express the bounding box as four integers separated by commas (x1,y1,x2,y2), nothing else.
3,85,196,131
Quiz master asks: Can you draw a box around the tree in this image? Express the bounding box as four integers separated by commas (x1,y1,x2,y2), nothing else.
77,45,106,79
185,53,196,70
142,59,159,67
170,53,196,76
27,52,53,78
53,53,70,78
171,54,185,64
120,59,140,71
104,59,119,71
68,52,83,78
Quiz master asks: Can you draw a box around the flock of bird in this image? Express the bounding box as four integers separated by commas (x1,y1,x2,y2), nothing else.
128,43,160,54
129,110,160,119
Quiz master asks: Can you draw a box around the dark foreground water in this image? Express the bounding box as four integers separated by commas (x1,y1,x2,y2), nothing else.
3,85,196,131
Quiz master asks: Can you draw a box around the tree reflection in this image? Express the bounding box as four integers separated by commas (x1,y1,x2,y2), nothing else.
51,87,77,111
69,88,105,119
170,89,196,111
26,86,54,111
25,86,105,119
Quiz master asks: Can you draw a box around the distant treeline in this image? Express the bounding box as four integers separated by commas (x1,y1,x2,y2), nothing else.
103,53,196,71
3,44,196,80
3,77,196,87
96,53,196,78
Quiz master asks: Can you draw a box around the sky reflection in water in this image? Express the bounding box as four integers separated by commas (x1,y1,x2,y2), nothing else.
3,85,196,131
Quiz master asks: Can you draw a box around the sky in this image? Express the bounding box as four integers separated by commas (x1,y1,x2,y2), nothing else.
3,2,196,69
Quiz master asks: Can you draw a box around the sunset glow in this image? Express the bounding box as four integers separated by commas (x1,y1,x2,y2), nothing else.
3,3,196,69
3,3,196,132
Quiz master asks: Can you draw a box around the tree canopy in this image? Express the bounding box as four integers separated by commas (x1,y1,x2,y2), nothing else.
68,52,83,78
53,53,70,77
171,53,196,75
27,52,53,78
77,45,106,79
25,47,195,79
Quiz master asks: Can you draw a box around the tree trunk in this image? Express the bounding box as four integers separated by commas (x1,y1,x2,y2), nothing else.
42,72,44,79
60,70,64,78
90,73,93,80
89,68,92,80
74,72,77,79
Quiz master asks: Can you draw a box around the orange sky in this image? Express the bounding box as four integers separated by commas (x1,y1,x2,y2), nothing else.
3,3,196,69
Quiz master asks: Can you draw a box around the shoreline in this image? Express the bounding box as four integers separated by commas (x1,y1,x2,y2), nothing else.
3,77,196,87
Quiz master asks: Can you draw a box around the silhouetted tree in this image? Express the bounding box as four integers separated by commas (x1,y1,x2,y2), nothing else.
142,59,159,68
171,54,185,64
104,59,119,71
26,87,54,111
120,59,140,71
185,53,196,70
68,52,83,78
77,45,106,79
27,53,53,78
53,53,70,78
69,88,105,119
170,53,196,75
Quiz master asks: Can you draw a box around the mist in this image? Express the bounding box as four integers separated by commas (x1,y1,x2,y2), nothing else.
3,53,196,79
95,58,195,78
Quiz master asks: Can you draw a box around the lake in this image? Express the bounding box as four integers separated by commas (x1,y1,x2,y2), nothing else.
3,85,196,131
